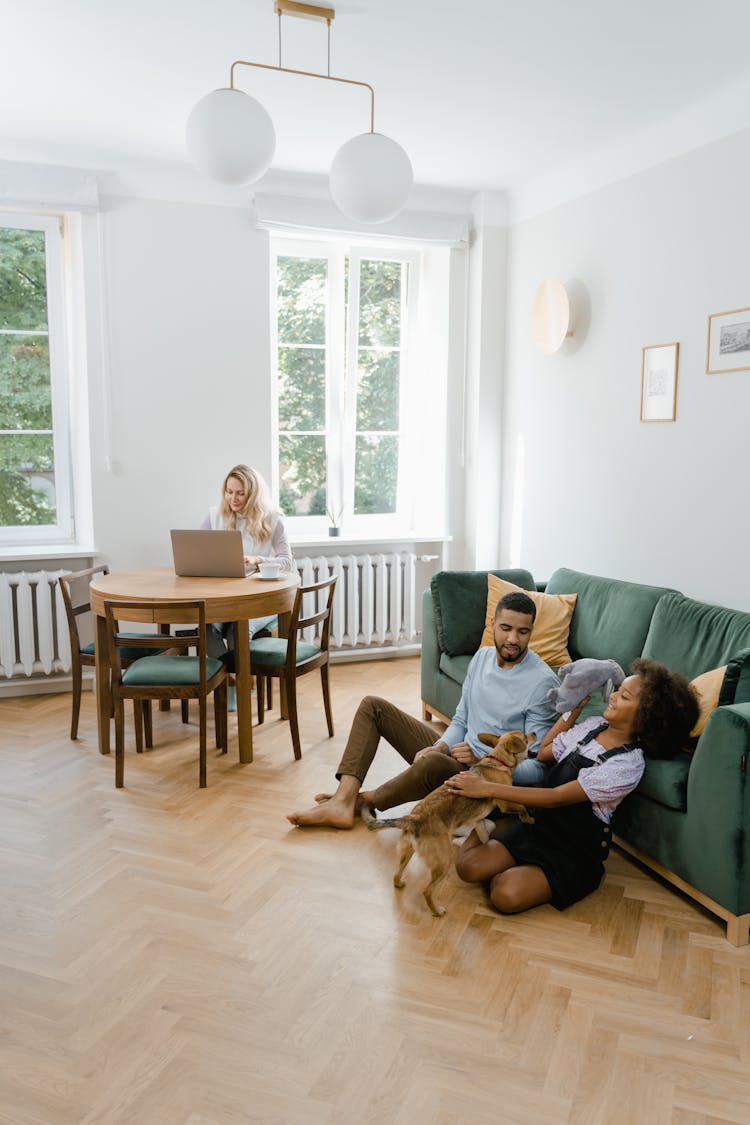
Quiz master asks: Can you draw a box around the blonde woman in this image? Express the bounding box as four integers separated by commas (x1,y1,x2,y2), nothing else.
201,465,293,706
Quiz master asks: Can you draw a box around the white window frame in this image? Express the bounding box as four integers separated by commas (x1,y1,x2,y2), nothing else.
0,211,74,546
271,234,421,536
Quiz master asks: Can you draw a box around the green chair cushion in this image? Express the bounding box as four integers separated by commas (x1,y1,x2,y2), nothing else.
250,637,321,668
634,754,691,811
431,569,537,657
545,568,676,672
720,647,750,706
83,634,166,661
122,655,224,685
641,593,750,681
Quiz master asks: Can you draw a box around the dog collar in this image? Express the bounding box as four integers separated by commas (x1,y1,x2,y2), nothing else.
483,752,511,766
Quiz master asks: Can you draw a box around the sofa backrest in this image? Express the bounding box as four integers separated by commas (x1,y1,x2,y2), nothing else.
431,568,536,655
641,592,750,680
545,568,677,672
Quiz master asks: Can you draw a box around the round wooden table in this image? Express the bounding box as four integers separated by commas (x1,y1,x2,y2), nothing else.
90,567,300,764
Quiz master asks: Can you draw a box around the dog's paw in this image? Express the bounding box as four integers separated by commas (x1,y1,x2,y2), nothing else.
429,904,447,917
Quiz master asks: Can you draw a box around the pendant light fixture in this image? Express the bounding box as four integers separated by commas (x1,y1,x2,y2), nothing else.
186,0,413,224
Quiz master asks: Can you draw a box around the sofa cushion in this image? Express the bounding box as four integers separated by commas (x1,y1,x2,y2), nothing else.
431,569,536,656
689,666,727,737
439,651,473,685
480,573,577,667
719,647,750,706
545,568,677,672
641,593,750,680
635,754,691,811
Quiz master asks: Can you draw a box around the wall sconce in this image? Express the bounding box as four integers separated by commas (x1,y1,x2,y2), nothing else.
186,0,414,224
531,279,574,354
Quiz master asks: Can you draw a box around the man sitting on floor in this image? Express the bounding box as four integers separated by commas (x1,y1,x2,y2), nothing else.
287,591,559,829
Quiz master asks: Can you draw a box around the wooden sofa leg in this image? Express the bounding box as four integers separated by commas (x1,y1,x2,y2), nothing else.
726,913,750,946
422,703,432,722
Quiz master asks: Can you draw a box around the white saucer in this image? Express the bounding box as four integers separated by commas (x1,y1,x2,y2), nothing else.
257,574,281,581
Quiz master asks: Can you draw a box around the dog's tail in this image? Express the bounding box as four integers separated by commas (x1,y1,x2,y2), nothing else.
361,803,408,831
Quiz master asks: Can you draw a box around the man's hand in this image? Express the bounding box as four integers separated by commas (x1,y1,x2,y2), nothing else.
449,742,478,766
414,745,444,762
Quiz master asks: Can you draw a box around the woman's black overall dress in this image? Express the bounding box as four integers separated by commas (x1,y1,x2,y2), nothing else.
492,723,638,909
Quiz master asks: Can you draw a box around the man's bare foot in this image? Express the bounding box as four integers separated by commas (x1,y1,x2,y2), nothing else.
287,797,358,829
313,792,369,814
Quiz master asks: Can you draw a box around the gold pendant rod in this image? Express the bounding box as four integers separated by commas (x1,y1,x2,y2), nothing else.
229,59,375,133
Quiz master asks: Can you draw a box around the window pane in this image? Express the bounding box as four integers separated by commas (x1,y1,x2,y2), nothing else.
279,435,327,517
278,346,326,430
0,336,53,428
277,257,327,345
354,434,398,514
0,228,49,332
0,433,56,525
358,260,402,348
356,350,400,431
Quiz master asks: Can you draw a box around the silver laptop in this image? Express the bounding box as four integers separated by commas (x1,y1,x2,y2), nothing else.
170,529,255,578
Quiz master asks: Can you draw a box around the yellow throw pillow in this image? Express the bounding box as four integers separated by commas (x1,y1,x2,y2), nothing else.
481,574,577,667
689,666,727,738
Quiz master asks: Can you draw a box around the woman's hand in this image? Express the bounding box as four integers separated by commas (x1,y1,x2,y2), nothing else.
444,772,494,799
244,555,260,566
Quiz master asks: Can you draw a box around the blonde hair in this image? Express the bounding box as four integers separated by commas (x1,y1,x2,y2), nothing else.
219,465,275,543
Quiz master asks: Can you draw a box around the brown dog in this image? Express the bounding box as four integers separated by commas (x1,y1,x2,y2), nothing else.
362,730,535,916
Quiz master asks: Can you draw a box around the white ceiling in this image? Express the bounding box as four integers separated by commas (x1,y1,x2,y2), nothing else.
3,0,750,207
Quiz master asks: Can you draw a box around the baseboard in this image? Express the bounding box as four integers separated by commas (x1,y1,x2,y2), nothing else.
0,673,93,698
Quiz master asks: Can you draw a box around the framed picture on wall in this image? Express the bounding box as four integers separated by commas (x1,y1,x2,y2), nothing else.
706,306,750,374
641,342,679,422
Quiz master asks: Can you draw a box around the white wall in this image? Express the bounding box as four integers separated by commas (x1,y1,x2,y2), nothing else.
84,195,272,570
499,126,750,612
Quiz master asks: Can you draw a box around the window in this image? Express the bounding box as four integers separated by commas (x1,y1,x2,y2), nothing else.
0,212,73,544
273,238,419,532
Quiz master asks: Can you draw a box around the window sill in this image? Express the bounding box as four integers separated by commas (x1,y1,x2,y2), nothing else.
0,544,99,564
289,533,450,550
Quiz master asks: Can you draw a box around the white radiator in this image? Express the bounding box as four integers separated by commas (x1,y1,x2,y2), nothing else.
0,570,72,679
293,552,432,655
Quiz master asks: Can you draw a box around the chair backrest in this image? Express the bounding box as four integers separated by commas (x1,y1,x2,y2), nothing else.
287,575,337,664
103,599,208,688
58,565,110,654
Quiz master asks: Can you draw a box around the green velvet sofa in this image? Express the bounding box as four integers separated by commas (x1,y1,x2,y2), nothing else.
421,566,750,944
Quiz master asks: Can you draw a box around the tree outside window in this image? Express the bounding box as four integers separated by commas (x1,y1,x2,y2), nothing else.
274,241,414,528
0,225,57,527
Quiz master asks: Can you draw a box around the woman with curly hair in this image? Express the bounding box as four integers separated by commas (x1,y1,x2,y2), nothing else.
450,659,698,914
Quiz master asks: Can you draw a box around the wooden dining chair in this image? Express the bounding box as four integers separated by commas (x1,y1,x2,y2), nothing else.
250,575,337,760
104,598,229,788
59,566,162,743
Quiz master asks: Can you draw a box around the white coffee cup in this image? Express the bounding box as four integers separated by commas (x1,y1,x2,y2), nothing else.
259,561,281,579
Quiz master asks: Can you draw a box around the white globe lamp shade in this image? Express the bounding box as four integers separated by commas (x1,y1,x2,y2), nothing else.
330,132,413,223
186,88,276,186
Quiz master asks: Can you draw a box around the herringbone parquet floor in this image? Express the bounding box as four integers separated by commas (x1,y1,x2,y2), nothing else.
2,658,749,1125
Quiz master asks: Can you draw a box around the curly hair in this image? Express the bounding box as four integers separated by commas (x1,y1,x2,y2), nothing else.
629,658,699,760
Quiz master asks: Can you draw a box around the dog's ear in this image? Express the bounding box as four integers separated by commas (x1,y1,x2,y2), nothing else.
478,732,500,748
525,731,537,748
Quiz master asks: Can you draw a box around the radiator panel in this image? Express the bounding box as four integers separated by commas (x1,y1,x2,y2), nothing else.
0,570,70,679
293,552,423,653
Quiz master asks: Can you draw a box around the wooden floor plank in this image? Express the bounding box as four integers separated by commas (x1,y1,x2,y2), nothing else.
1,658,749,1123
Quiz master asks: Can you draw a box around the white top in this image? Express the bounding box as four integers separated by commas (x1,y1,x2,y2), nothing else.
552,715,645,824
201,508,293,571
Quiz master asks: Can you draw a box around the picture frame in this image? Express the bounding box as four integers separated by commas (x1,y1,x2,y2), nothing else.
706,306,750,374
640,342,679,423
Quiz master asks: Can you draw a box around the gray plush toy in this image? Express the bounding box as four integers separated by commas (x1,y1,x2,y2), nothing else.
547,657,626,715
